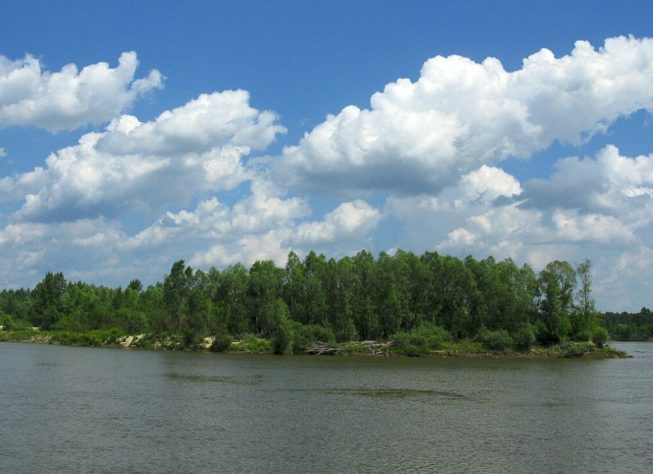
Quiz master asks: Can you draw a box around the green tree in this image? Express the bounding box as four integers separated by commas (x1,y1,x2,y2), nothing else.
571,259,597,339
31,272,67,329
536,261,576,343
248,260,284,335
163,260,191,333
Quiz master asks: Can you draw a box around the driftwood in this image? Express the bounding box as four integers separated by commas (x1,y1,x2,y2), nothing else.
359,340,398,356
306,342,339,355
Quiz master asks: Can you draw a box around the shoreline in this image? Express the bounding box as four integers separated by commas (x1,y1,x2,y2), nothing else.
0,330,630,359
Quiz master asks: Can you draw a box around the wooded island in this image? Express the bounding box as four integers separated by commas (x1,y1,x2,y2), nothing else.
0,250,636,357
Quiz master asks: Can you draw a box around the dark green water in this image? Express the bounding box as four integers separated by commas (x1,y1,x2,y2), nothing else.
1,342,651,473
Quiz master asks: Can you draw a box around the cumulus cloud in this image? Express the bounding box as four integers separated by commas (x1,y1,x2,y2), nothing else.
596,246,653,310
120,179,308,255
293,200,381,245
274,36,653,194
0,90,285,222
437,147,651,258
0,218,134,287
0,147,5,158
122,182,381,268
0,181,380,287
384,146,652,310
523,145,653,223
0,51,163,131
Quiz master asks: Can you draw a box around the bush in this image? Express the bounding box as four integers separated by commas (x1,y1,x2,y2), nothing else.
289,322,336,353
210,334,233,352
574,329,592,342
591,326,609,348
557,341,595,357
476,328,513,351
271,323,290,355
512,323,536,351
180,331,201,350
0,313,16,331
393,322,451,355
335,318,358,343
241,334,271,352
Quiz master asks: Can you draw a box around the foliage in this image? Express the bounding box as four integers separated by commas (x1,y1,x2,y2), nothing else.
0,313,31,331
393,322,451,353
601,308,653,341
512,322,536,350
289,322,336,353
210,334,233,352
271,323,290,354
0,251,619,352
240,334,272,353
49,328,124,347
475,328,514,351
590,326,609,348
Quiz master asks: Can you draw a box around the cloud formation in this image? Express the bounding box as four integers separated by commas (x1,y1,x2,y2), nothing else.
0,90,285,222
0,52,162,131
523,145,653,222
1,38,653,312
274,36,653,194
427,146,646,255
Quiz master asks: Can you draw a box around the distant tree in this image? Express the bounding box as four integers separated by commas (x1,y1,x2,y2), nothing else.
571,259,597,339
536,261,576,343
163,260,191,333
31,272,67,329
128,278,143,293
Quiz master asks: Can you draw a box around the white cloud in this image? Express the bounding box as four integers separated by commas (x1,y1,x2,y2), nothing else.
0,51,163,130
0,147,6,158
524,145,653,224
293,200,381,245
383,147,652,311
459,165,522,202
0,218,139,287
274,36,653,194
0,90,285,222
108,181,381,271
596,246,653,310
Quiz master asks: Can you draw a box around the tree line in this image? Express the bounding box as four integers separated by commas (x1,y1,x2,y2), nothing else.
0,250,608,347
601,307,653,341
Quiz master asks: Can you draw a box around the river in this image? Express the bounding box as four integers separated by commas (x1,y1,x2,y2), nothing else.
0,341,651,473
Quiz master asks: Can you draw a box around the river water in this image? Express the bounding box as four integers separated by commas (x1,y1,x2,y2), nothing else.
1,341,651,473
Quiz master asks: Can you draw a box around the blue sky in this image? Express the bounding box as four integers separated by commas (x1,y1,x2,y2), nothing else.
1,0,652,311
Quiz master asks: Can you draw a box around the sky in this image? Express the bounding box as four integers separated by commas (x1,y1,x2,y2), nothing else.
1,0,652,311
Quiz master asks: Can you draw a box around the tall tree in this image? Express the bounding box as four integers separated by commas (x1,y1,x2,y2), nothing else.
163,260,191,333
572,259,596,338
31,272,67,329
537,260,576,343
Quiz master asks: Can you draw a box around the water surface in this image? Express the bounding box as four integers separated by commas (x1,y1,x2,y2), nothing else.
1,342,651,473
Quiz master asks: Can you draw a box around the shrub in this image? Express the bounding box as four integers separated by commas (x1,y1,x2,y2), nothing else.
289,322,336,353
335,318,358,342
476,328,513,351
271,323,290,355
242,334,271,352
0,314,16,331
574,329,592,342
210,334,233,352
557,341,595,357
591,326,609,348
393,322,451,355
180,331,202,350
512,323,536,351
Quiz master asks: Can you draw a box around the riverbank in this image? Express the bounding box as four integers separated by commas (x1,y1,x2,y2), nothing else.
0,329,629,359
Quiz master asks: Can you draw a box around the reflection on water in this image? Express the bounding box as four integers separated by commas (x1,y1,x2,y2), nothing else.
165,372,264,385
293,386,469,400
0,341,651,473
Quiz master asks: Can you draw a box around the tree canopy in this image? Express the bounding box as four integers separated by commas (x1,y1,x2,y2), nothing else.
0,250,609,346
